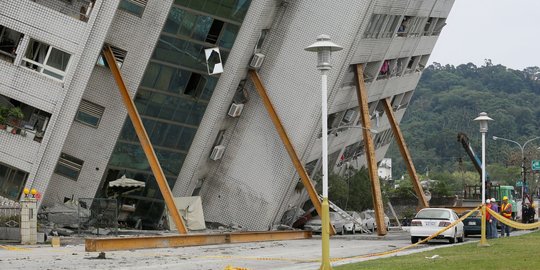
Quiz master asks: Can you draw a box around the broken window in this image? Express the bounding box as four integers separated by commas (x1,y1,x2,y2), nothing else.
405,56,420,74
184,73,206,98
22,39,71,80
432,18,447,36
0,25,24,63
391,93,404,111
381,15,401,38
205,19,224,44
55,153,84,181
399,90,414,109
363,61,382,82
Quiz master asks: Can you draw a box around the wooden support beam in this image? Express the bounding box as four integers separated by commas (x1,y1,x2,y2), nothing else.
102,45,188,234
86,230,312,252
354,64,387,236
382,98,429,208
248,70,335,235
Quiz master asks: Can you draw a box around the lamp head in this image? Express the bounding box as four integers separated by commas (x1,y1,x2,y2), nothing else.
304,34,343,70
473,112,493,133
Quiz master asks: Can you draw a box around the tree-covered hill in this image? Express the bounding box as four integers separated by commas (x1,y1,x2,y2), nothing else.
387,61,540,186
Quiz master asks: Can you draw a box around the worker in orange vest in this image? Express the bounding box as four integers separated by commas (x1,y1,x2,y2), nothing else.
500,196,512,237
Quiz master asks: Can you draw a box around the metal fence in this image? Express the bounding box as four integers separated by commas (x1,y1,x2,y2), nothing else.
78,198,118,236
0,206,21,241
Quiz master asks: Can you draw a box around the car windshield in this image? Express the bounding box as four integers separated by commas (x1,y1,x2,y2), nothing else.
415,209,451,220
464,210,480,217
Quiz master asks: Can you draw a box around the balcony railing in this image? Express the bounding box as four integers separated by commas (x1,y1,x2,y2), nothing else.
32,0,96,22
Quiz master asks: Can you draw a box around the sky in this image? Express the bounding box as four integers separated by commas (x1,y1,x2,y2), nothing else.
430,0,540,70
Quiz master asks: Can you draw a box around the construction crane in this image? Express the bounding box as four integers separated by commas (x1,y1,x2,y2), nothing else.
457,132,517,217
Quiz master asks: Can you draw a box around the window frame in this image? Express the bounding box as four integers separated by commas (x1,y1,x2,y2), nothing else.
75,99,105,128
118,0,147,17
22,39,71,81
54,153,84,181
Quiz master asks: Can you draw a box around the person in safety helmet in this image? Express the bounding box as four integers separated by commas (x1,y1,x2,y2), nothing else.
500,196,512,237
490,198,498,238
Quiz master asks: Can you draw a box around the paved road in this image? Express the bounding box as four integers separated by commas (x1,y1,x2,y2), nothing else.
0,229,527,270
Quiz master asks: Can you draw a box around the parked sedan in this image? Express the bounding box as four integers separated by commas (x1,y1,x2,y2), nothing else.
304,212,353,235
462,210,482,237
410,208,464,244
361,210,391,232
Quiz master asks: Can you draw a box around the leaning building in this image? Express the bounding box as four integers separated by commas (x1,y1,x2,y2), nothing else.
0,0,454,230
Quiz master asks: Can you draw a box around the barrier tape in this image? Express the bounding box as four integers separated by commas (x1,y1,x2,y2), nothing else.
487,207,540,230
198,206,482,264
330,205,482,262
0,245,28,251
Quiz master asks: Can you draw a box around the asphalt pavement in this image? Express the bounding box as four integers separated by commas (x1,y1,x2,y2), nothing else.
0,229,532,270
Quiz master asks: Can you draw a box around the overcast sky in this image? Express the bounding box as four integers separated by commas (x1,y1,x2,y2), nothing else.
430,0,540,70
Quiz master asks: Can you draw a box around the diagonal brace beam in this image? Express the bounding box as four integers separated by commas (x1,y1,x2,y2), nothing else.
382,98,429,208
102,45,188,234
354,64,387,236
249,70,335,235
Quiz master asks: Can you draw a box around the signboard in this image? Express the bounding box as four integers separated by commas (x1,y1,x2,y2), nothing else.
516,181,529,187
532,160,540,171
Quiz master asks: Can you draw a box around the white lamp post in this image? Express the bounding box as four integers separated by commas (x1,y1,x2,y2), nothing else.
473,112,493,247
305,34,342,270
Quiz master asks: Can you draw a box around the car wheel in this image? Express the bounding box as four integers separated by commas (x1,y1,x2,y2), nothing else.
411,236,419,244
351,226,356,235
457,234,464,243
449,229,457,244
340,226,345,235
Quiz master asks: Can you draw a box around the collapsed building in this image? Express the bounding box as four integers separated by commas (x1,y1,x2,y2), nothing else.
0,0,454,230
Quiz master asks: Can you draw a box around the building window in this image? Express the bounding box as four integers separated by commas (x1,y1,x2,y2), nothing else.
0,25,24,63
55,153,84,180
119,0,147,16
22,39,71,80
97,45,127,68
0,162,29,201
75,99,105,128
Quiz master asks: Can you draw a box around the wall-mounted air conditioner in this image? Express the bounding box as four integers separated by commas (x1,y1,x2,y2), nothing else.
249,53,265,69
210,145,226,160
341,109,356,124
228,103,244,117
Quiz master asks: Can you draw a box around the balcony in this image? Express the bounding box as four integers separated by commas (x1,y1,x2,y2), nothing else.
31,0,96,22
0,95,51,144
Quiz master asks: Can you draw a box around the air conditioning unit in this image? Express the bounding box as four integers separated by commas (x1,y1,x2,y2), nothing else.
209,145,226,160
341,110,356,124
227,103,244,117
249,53,265,69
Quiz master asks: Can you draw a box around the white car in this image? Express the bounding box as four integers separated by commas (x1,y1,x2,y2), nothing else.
410,208,464,244
304,212,354,235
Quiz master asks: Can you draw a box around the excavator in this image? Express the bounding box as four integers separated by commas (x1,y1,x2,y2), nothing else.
457,133,517,218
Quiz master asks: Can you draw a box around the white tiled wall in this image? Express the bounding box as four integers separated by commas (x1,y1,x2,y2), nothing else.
42,1,175,205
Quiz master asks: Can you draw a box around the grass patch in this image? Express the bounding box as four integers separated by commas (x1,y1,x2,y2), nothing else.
335,231,540,270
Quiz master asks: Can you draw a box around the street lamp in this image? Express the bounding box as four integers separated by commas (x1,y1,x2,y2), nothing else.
492,135,540,221
473,112,493,247
305,34,342,270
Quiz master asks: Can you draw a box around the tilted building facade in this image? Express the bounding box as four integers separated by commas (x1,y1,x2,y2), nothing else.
0,0,454,230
